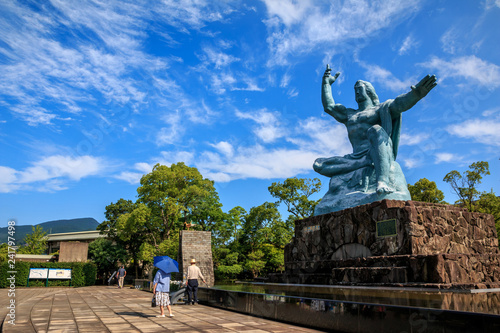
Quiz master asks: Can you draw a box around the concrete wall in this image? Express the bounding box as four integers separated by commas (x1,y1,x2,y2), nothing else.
58,241,89,262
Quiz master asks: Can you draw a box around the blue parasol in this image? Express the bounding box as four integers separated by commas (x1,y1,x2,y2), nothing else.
153,255,179,274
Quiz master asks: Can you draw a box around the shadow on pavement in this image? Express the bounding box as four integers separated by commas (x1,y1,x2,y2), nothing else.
115,311,156,318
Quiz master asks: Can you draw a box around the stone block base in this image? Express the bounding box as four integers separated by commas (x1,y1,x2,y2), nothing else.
283,200,500,288
283,253,500,288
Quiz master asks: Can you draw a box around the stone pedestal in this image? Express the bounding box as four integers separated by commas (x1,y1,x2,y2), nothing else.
283,200,500,288
178,230,214,286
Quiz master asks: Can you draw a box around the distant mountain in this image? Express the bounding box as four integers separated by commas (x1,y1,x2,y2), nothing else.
0,218,100,244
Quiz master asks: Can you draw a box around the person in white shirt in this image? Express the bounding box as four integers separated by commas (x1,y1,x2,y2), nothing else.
185,258,206,305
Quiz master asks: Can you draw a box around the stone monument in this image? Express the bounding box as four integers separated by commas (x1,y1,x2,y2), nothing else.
284,200,500,287
314,65,436,215
178,230,214,286
280,66,500,288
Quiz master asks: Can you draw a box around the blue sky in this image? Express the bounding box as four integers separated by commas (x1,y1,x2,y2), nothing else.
1,0,500,226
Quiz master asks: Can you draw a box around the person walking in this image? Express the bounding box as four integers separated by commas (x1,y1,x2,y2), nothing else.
153,269,174,317
185,258,206,305
117,265,126,289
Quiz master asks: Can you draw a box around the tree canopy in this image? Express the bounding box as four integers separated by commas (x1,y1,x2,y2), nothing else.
408,178,446,203
268,177,321,219
137,162,216,239
18,225,48,255
443,161,490,211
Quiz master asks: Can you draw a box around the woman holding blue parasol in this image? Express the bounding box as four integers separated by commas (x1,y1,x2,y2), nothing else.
152,255,179,318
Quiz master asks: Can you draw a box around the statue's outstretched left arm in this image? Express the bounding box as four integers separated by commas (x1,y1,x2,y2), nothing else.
390,74,437,117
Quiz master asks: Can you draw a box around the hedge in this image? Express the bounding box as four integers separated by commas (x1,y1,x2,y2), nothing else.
0,261,97,288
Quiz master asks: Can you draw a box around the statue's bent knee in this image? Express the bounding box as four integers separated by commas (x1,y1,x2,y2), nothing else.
367,124,390,145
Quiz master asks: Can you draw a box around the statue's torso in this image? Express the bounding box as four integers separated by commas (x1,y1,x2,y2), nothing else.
346,106,381,153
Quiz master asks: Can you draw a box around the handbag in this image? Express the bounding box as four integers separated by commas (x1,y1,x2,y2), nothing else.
151,294,156,307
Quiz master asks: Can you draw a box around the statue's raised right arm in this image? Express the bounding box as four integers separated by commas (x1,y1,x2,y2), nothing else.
389,74,437,117
322,64,347,124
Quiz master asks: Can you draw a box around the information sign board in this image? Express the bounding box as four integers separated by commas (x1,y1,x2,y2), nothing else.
48,268,72,279
29,268,49,279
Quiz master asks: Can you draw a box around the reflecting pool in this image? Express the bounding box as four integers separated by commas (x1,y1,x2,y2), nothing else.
213,282,500,315
198,282,500,332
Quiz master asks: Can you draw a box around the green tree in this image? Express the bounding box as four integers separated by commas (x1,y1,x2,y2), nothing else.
475,191,500,247
222,206,246,245
137,163,216,239
115,203,156,278
268,177,322,219
261,243,285,273
97,198,136,239
408,178,446,203
0,243,8,263
187,186,227,245
18,225,48,254
244,250,266,278
476,191,500,222
88,238,128,284
158,232,180,261
241,202,282,252
238,202,293,276
443,161,490,211
214,248,243,280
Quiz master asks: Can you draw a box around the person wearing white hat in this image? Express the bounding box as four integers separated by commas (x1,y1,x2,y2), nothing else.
185,258,206,305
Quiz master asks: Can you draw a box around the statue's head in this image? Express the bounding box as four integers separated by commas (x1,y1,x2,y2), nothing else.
354,80,379,105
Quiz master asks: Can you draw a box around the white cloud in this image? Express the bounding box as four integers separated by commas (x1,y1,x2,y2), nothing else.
484,0,500,9
129,116,353,183
0,155,105,193
18,155,103,183
211,141,234,157
440,28,460,54
156,110,184,146
446,119,500,146
280,73,291,88
263,0,314,27
199,145,319,181
421,56,500,87
236,109,285,143
114,162,154,184
361,63,416,92
263,0,422,65
0,0,235,128
402,157,421,169
202,46,240,69
482,107,500,117
400,133,430,146
287,88,299,98
113,171,144,184
113,151,198,185
434,153,451,164
134,162,154,174
0,166,19,193
208,72,264,94
288,117,351,157
398,35,418,55
434,152,459,164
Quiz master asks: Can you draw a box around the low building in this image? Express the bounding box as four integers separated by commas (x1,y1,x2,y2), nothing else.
16,254,56,262
47,230,105,262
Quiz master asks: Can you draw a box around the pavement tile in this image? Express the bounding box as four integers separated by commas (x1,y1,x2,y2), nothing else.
1,286,325,333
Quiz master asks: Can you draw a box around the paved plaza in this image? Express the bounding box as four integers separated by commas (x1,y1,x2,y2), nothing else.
1,286,323,332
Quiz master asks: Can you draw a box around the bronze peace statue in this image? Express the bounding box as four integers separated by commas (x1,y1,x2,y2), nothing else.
313,64,437,215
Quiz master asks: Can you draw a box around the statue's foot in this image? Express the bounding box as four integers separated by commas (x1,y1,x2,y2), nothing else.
377,181,395,195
